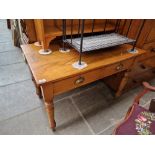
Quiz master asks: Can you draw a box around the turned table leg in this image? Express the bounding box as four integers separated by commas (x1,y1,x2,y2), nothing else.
41,84,56,131
115,71,129,97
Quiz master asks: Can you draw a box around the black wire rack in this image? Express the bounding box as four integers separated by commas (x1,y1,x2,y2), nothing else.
65,33,135,52
61,19,146,66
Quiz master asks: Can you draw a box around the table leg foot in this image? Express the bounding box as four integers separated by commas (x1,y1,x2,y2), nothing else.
52,126,56,132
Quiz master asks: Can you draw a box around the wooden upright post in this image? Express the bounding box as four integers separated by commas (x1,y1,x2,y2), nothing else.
34,19,47,50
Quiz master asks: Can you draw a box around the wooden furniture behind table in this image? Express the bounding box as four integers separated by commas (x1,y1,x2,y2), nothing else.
7,19,11,29
103,20,155,92
33,19,117,50
21,43,147,130
18,19,37,44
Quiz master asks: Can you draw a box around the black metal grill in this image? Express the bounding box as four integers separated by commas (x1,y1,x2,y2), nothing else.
65,33,135,52
61,19,146,65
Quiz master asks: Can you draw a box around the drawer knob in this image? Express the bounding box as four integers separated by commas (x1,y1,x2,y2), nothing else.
133,80,138,83
140,64,146,69
75,77,85,85
151,48,155,52
116,64,124,71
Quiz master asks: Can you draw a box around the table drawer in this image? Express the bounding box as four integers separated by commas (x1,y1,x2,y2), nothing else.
53,58,134,95
129,61,153,78
142,56,155,68
146,25,155,43
128,69,155,86
143,42,155,51
53,68,102,95
138,42,155,61
103,58,134,77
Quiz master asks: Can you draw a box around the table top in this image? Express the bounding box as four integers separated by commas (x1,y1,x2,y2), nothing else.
21,43,146,85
